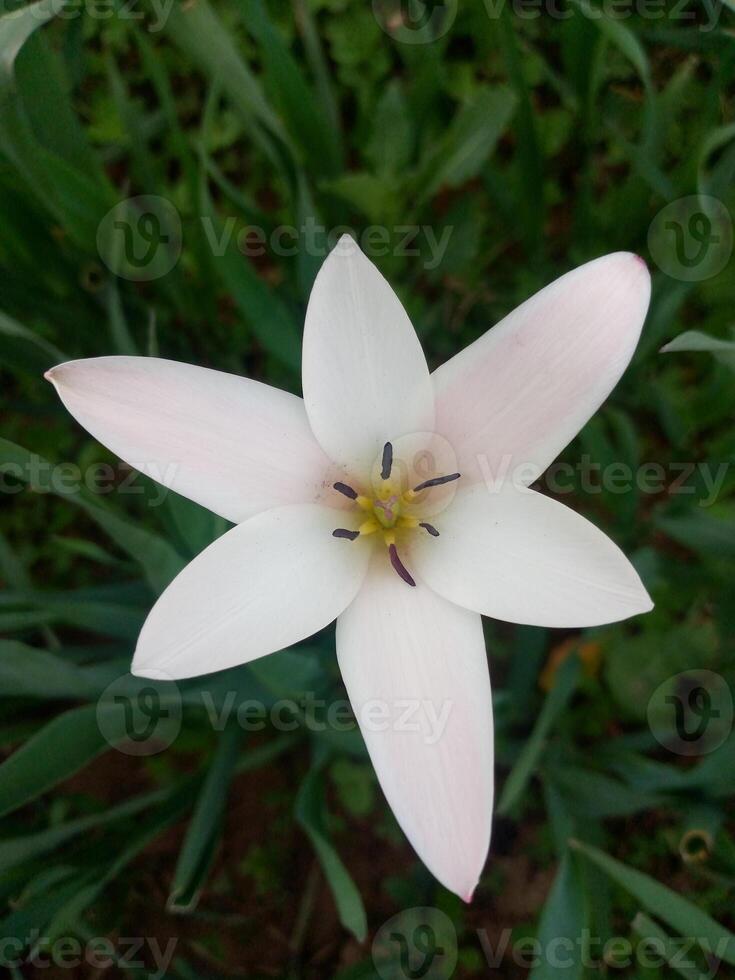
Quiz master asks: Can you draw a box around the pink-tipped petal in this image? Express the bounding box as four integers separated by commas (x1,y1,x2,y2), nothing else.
336,561,493,899
411,483,653,628
133,504,370,679
432,253,651,485
302,236,434,478
46,356,334,524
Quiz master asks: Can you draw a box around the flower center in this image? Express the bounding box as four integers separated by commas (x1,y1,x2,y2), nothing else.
331,442,460,587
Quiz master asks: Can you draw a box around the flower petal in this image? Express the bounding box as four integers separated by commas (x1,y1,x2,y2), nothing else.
302,236,434,477
411,483,653,627
336,562,493,900
133,503,370,679
46,356,335,524
432,253,651,485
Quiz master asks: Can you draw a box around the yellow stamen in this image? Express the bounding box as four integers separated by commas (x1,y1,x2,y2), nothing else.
355,495,373,511
397,515,419,529
358,519,380,536
402,489,417,503
383,529,396,547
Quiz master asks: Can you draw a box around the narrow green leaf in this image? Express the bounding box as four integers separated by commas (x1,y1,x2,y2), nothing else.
530,853,585,980
0,0,65,83
569,0,650,83
494,7,545,252
631,912,705,980
570,840,735,966
0,704,110,818
549,765,667,818
0,786,171,874
661,330,735,371
197,152,301,373
0,438,185,593
295,767,367,942
239,0,341,175
415,86,517,205
168,725,243,912
292,0,342,150
0,309,65,362
159,0,288,172
0,0,115,247
498,653,581,816
654,511,735,560
0,640,101,700
661,331,735,355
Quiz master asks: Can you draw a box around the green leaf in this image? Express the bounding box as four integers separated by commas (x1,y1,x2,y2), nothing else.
197,127,301,373
498,653,581,816
168,724,243,912
0,309,65,363
295,767,367,943
0,0,114,247
570,0,650,82
165,490,227,559
530,853,585,980
239,0,341,176
2,780,195,944
661,330,735,355
0,438,185,593
160,0,288,173
247,647,325,699
0,0,65,84
570,840,735,966
0,786,171,874
415,86,517,205
548,765,667,818
0,640,101,700
494,6,545,252
631,912,705,980
14,18,101,178
661,330,735,370
0,704,111,818
654,510,735,560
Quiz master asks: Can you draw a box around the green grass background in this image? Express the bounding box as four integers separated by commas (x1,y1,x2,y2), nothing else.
1,0,735,976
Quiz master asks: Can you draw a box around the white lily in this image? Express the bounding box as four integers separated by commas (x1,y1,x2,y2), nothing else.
46,236,652,901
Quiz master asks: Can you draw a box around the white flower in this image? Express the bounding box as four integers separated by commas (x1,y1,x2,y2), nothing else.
46,236,652,900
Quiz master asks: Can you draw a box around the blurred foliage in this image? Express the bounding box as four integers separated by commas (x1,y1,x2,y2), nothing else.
1,0,735,976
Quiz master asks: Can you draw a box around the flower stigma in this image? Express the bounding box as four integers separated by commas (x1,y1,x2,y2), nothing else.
331,442,460,586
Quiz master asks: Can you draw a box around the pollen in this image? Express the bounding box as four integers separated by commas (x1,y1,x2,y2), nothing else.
330,443,460,587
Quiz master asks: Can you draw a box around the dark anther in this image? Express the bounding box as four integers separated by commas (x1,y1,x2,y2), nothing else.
389,544,416,587
381,442,393,480
333,481,358,499
333,528,359,541
419,522,440,537
413,472,460,492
